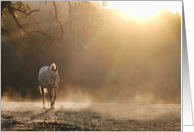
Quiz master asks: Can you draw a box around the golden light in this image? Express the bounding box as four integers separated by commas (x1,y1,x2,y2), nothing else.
101,1,182,19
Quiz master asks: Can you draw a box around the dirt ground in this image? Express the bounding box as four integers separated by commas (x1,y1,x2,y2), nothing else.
1,102,181,131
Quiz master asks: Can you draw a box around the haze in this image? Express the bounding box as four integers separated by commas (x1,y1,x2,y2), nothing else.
101,1,182,19
1,1,181,104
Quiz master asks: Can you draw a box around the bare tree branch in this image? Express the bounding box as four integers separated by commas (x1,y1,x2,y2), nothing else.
1,1,96,54
30,31,47,36
1,28,10,36
13,8,40,19
31,16,44,32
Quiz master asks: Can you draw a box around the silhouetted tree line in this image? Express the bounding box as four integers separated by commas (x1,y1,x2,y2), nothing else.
1,1,181,103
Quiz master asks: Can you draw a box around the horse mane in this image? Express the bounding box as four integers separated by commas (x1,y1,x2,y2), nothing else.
50,63,57,70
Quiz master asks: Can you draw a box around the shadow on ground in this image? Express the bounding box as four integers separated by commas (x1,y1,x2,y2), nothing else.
1,102,181,131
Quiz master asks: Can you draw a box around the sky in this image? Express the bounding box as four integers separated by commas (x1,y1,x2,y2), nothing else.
99,1,182,19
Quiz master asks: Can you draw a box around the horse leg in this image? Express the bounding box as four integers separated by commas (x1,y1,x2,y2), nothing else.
41,86,45,108
49,90,53,108
53,87,57,107
51,88,55,108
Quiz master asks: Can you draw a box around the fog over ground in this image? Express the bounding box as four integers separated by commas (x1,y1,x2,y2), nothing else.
1,1,181,104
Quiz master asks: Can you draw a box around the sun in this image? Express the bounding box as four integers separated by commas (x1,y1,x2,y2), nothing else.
102,1,182,19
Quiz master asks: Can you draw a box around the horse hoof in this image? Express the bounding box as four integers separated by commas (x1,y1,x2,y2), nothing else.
51,106,55,110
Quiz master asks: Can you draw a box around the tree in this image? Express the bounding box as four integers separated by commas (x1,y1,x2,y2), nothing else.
102,1,108,8
1,2,181,103
1,1,106,54
1,1,107,98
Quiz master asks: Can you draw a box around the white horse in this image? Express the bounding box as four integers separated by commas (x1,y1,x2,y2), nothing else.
38,63,59,108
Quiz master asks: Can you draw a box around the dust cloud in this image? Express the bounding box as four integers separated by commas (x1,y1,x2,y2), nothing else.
1,82,180,104
58,86,92,103
1,1,181,105
1,2,181,131
1,87,39,102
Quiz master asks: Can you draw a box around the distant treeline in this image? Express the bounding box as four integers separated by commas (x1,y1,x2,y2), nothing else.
1,2,181,103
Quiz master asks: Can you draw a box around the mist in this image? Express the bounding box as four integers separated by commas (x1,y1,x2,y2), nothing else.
1,1,181,104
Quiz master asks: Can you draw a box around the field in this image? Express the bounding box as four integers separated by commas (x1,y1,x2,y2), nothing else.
1,102,181,131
